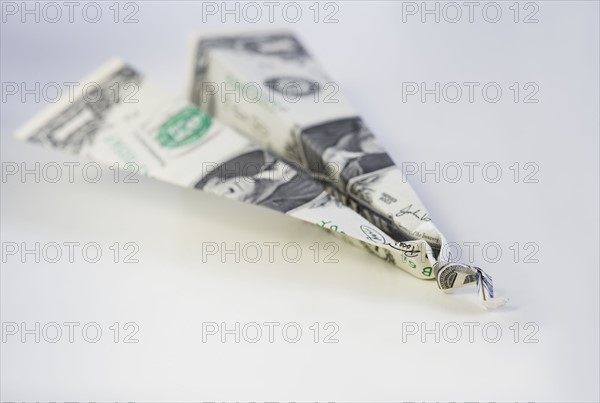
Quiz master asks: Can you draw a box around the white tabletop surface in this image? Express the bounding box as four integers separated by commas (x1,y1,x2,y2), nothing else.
1,1,598,401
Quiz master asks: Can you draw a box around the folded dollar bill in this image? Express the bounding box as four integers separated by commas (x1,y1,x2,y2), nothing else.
188,31,506,308
15,59,476,301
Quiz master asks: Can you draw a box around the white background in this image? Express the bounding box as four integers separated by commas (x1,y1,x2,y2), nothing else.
1,1,599,401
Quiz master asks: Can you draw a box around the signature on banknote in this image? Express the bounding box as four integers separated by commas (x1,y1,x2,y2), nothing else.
389,242,421,258
395,204,431,222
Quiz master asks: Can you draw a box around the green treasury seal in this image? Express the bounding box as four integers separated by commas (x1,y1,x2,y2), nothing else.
158,106,212,148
